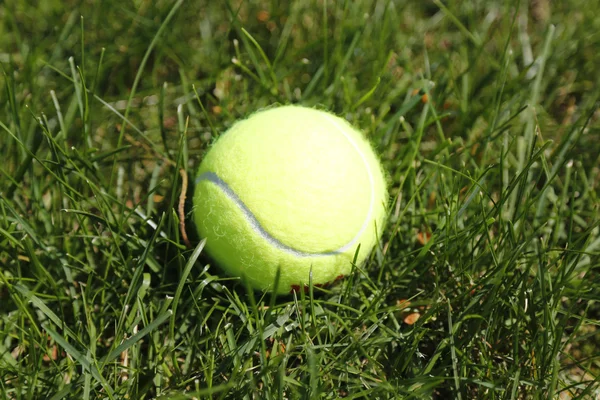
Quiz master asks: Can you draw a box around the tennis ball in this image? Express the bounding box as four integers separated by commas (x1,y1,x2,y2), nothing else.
193,105,387,294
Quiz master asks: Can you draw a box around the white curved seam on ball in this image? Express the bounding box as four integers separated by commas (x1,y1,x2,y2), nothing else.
196,171,343,257
318,112,376,254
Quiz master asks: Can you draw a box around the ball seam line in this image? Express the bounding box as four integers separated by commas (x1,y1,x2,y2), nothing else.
196,171,343,257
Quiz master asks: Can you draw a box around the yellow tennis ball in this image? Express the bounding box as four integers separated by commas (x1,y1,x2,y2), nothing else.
193,105,387,294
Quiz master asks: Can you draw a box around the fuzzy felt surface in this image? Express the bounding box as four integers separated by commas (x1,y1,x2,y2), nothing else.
193,105,388,293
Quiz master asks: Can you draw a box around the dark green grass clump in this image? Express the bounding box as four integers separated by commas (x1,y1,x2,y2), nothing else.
1,1,599,398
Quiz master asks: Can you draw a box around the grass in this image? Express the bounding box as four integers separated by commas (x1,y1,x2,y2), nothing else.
1,0,599,398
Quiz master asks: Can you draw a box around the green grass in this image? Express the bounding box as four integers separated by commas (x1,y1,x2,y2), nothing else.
1,0,599,398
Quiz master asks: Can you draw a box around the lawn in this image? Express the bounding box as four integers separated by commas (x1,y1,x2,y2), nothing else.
1,0,599,398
